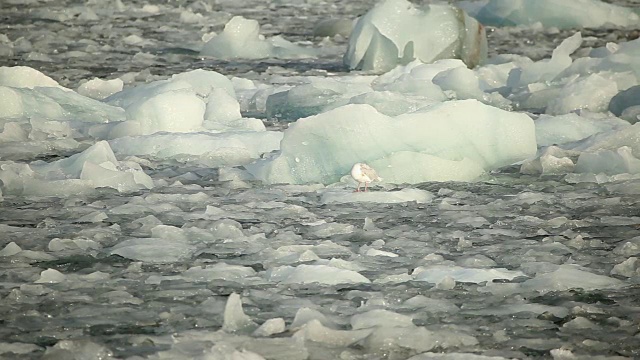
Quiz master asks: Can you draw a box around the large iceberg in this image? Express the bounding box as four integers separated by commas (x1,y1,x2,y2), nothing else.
474,0,640,29
345,0,487,73
248,99,536,184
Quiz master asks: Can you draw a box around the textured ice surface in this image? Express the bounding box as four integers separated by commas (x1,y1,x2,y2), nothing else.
249,100,535,184
345,0,487,73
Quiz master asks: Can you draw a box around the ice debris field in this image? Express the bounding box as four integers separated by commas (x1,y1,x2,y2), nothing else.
1,0,640,359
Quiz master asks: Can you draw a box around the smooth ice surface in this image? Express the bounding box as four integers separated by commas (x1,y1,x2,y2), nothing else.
249,100,536,184
345,0,487,73
475,0,640,29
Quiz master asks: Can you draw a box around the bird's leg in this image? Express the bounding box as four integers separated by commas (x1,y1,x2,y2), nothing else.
364,182,369,192
355,183,362,192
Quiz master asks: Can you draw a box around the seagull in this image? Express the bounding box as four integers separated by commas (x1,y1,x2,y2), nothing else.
351,163,382,192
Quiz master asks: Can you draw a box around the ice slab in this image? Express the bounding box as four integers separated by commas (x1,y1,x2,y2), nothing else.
413,265,525,284
475,0,640,29
345,0,487,73
201,16,317,59
248,100,536,184
109,131,282,166
77,77,124,100
320,188,434,204
519,265,624,294
267,264,371,285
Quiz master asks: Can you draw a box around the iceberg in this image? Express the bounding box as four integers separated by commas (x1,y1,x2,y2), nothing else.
248,100,536,184
345,0,487,73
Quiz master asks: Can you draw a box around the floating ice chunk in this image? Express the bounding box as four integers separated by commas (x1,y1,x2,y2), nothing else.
613,237,640,256
291,307,336,329
575,146,640,175
610,257,638,278
520,146,576,175
546,74,618,115
77,77,124,100
307,222,354,238
0,242,22,256
351,309,414,329
456,254,497,268
0,66,64,89
413,265,525,284
249,100,535,184
364,325,478,356
520,265,623,293
223,293,257,333
345,0,487,73
321,188,433,204
183,263,256,283
475,0,640,29
48,238,101,252
253,318,286,337
293,319,371,347
35,269,66,283
76,211,108,223
201,16,317,59
109,131,281,166
365,248,398,257
268,264,370,285
110,226,196,263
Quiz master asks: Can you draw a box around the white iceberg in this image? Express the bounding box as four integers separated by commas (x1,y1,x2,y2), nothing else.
345,0,487,73
248,100,536,184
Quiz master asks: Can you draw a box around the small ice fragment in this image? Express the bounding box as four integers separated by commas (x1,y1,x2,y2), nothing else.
35,269,65,284
0,242,22,256
252,318,286,337
222,293,257,332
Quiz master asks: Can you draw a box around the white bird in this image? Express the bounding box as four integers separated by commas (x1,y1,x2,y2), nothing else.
351,163,382,192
